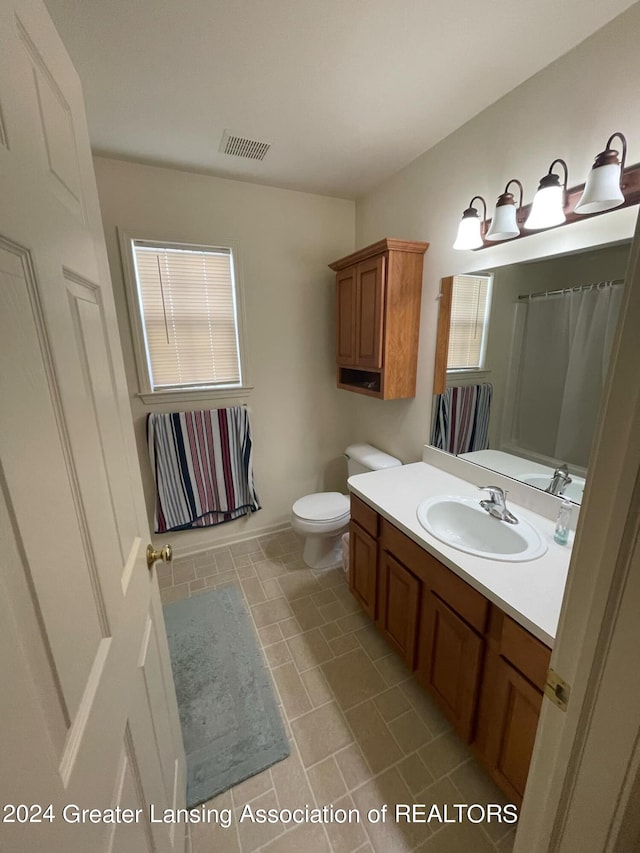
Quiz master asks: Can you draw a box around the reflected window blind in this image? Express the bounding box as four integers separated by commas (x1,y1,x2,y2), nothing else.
132,242,241,390
447,274,492,370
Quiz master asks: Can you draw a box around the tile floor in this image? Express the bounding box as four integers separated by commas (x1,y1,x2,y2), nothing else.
159,529,518,853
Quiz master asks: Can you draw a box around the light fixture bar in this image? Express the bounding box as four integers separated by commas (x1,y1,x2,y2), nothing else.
474,161,640,250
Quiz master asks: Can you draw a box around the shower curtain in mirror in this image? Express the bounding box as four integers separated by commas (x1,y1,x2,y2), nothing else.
507,283,623,468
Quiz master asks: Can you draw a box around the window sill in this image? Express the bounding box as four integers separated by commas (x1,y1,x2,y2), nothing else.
446,369,491,381
137,386,254,405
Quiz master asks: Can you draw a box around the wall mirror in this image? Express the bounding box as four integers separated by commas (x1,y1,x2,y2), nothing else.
431,239,631,504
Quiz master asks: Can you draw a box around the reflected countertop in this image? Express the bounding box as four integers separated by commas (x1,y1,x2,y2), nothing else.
348,461,573,647
458,449,586,504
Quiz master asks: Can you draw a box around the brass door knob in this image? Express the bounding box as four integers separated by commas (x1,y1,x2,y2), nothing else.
146,544,173,570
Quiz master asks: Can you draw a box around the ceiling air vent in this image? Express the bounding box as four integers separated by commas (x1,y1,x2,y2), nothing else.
219,130,270,161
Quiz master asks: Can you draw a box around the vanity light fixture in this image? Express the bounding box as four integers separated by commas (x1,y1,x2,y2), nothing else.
453,196,487,250
456,131,640,250
574,132,627,214
524,159,568,230
485,179,524,241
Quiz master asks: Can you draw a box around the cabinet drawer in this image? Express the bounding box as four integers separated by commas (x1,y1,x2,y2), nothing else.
380,518,431,571
350,494,379,538
429,559,488,635
498,616,551,692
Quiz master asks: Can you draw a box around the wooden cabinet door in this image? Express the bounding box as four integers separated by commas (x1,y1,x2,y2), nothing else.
485,656,543,804
377,552,421,668
349,522,378,619
355,255,385,368
418,591,483,741
336,267,357,365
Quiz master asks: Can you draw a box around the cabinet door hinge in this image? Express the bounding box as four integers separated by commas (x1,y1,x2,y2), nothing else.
544,668,571,712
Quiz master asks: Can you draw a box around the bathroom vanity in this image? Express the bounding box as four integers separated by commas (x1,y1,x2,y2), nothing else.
347,459,572,805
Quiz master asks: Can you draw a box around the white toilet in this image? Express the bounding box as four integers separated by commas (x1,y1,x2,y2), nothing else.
291,443,402,569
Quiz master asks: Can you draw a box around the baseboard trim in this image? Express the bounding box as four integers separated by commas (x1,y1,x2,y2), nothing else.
169,519,294,560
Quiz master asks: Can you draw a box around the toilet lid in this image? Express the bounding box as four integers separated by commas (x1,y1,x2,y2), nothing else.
292,492,350,522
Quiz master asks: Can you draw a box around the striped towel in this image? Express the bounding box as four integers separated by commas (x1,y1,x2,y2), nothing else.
431,384,492,455
147,407,261,533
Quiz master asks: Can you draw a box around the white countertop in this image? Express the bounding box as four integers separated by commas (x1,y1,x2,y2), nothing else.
348,461,572,647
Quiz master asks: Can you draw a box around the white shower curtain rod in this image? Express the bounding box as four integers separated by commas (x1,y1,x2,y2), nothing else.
518,279,624,301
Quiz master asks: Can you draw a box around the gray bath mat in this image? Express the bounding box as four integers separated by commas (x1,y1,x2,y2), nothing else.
163,585,290,807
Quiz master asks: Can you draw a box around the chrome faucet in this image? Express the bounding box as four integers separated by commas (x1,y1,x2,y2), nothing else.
545,464,572,496
479,486,519,524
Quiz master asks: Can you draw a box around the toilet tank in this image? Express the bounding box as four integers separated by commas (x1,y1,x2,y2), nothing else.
345,443,402,476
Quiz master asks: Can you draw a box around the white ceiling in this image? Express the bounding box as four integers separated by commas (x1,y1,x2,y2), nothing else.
45,0,635,199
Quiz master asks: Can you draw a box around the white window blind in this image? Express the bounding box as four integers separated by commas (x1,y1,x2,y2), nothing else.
132,242,242,390
447,274,492,370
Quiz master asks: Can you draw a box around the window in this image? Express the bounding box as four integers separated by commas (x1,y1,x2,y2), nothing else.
447,274,493,371
122,236,247,399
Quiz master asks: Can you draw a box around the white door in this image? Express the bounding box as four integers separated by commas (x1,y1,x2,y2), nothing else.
515,216,640,849
0,2,186,852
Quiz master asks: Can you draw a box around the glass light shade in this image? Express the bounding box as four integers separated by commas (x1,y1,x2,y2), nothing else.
453,213,483,250
524,185,565,230
574,163,624,214
485,203,519,241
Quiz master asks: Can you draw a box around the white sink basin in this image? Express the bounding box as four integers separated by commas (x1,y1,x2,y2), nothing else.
519,474,585,503
416,496,548,562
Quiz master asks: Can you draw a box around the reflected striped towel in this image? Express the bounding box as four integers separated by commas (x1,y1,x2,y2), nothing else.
431,384,492,454
147,407,261,533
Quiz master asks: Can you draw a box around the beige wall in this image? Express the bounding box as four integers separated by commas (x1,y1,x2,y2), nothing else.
350,3,640,464
94,156,355,553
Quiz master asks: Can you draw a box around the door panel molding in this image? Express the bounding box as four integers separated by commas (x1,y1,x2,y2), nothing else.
0,461,70,739
0,234,109,707
59,637,112,785
16,13,85,220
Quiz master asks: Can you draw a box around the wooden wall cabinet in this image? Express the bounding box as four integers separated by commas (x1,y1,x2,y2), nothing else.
347,493,551,804
329,238,429,399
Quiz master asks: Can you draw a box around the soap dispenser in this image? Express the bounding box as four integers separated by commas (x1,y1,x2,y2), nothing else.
554,500,572,546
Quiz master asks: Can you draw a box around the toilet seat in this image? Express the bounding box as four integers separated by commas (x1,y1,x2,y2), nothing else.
292,492,350,525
